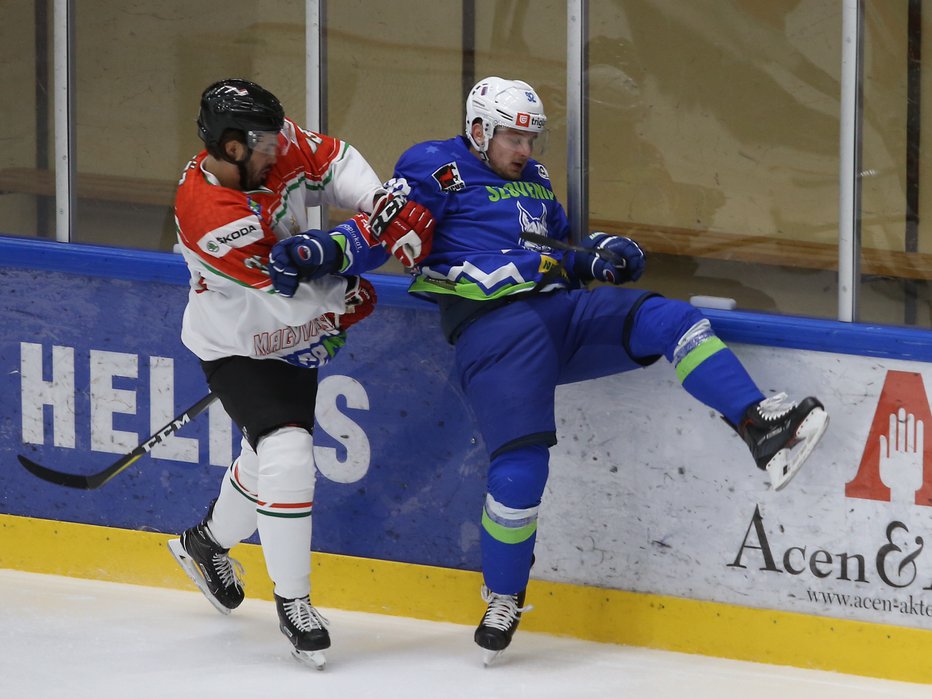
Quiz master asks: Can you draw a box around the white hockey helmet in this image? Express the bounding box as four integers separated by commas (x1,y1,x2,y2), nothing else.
465,77,547,155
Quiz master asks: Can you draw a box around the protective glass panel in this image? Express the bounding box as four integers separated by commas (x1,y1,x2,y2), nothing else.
71,1,305,251
859,1,932,326
589,2,843,318
11,1,926,322
0,3,53,239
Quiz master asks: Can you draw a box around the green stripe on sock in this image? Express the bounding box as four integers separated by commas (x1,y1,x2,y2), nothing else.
481,510,537,544
675,337,727,383
229,476,258,503
257,510,312,519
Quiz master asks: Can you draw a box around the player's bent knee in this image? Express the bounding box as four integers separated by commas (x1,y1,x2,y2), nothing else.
483,442,549,548
255,425,316,501
229,436,260,493
487,443,550,508
629,296,711,361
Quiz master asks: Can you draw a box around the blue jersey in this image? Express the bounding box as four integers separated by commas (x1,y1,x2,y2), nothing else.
392,136,578,302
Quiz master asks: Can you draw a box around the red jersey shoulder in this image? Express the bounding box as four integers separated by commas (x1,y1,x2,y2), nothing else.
282,120,346,181
176,154,266,242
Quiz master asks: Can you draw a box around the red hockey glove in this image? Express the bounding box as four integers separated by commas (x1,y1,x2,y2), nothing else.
328,276,377,332
369,191,435,267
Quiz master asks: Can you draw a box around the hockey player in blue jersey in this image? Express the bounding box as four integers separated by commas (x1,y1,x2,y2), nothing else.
378,77,828,660
393,76,830,664
270,76,829,664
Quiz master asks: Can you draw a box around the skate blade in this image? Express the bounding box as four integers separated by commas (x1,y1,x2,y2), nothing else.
767,408,829,491
167,539,232,616
482,648,505,667
291,648,327,671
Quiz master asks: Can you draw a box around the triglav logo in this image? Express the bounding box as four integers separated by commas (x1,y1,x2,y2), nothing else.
846,370,932,506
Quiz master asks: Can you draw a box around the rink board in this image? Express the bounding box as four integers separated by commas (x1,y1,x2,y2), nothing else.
3,513,932,685
2,236,932,683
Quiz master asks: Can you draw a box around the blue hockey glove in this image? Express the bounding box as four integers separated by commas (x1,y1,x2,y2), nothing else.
268,231,341,297
573,232,645,284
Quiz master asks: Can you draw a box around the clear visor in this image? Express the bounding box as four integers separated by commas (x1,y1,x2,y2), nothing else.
246,121,295,156
493,127,549,156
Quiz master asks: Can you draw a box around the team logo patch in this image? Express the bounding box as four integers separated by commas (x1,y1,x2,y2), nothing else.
247,197,262,216
517,201,548,238
296,243,314,262
536,164,550,181
219,85,248,97
432,162,466,192
198,215,264,257
515,112,545,129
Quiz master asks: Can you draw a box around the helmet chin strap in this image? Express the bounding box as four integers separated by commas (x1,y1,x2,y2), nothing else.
220,146,254,190
235,160,251,191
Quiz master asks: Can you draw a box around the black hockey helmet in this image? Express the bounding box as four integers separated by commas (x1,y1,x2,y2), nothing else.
197,78,285,152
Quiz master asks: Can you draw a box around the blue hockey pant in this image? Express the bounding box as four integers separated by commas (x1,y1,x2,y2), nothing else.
455,287,764,594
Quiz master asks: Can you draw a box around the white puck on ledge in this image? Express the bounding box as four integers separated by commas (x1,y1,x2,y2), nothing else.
689,295,737,310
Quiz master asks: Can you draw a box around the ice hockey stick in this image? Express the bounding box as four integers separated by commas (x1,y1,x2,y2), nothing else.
518,232,626,266
17,393,218,490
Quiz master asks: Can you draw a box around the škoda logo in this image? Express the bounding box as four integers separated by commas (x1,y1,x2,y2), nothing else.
846,370,932,506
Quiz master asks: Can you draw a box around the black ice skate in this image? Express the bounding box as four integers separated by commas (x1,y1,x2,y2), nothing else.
734,393,829,491
474,585,532,666
168,520,244,615
275,594,331,671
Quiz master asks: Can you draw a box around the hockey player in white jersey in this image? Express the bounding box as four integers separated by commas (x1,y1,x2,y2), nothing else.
168,78,434,670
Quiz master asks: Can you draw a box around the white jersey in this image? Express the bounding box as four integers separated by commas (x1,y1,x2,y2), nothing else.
174,118,383,368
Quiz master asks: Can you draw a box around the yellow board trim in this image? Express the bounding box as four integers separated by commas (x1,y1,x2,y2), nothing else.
2,513,930,685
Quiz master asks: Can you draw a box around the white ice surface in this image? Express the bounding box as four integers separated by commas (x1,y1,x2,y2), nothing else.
0,569,928,698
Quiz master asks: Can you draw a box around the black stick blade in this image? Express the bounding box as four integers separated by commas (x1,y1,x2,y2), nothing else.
17,454,98,489
17,452,141,490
